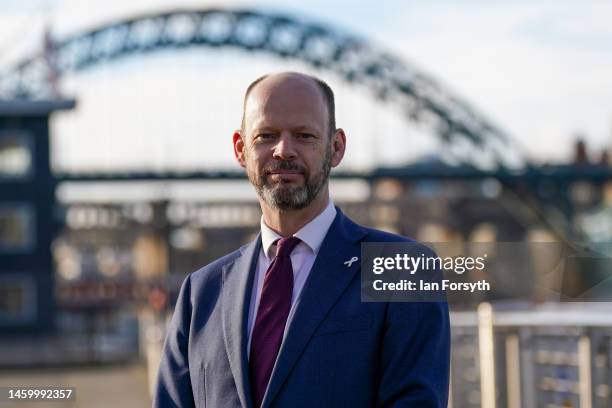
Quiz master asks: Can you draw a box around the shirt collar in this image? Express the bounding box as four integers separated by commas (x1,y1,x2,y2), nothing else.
260,199,337,260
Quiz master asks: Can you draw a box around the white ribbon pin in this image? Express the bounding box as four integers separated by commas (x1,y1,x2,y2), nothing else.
344,256,358,267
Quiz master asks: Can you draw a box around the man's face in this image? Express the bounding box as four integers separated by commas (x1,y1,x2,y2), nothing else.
235,75,336,211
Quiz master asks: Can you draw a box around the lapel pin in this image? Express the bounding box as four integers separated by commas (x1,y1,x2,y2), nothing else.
344,256,358,267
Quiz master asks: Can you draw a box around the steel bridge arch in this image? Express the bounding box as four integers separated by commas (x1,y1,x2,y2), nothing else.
0,7,524,169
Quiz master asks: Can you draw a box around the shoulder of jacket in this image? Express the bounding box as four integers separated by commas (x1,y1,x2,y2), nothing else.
189,244,247,282
360,227,415,243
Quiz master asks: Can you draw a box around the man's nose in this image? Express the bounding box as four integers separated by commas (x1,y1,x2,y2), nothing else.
272,132,297,161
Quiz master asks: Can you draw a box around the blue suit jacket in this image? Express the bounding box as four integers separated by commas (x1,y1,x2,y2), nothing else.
154,208,450,407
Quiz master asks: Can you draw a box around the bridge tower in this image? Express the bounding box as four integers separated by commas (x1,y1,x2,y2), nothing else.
0,99,74,332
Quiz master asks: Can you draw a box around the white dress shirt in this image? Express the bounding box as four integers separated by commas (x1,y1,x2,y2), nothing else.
246,200,337,357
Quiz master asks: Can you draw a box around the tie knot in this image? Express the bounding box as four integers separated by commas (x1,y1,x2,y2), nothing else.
275,237,301,257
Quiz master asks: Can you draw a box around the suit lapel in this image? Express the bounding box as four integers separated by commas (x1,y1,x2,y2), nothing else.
262,210,367,407
221,236,261,408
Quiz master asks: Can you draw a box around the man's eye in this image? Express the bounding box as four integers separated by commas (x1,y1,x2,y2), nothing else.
297,133,315,139
257,133,275,140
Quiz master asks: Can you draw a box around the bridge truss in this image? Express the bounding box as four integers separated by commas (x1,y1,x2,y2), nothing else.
0,8,524,169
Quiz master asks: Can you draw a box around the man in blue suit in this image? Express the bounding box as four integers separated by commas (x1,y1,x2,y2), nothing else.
154,72,450,407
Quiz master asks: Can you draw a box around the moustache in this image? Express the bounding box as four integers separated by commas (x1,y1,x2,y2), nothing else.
264,161,306,174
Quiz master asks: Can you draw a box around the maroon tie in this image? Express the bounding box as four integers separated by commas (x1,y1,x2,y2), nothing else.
249,236,301,407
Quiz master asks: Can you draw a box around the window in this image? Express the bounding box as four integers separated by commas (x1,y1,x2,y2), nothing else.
0,274,36,324
0,130,34,179
0,203,36,252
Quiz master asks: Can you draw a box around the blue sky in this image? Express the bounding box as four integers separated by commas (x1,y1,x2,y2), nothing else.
1,0,611,171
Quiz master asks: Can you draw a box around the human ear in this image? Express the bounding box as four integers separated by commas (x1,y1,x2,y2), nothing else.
233,130,247,168
330,128,346,168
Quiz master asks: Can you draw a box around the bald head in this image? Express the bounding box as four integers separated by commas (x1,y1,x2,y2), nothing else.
240,72,336,137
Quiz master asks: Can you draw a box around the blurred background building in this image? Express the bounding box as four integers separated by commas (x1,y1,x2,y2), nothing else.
1,1,612,407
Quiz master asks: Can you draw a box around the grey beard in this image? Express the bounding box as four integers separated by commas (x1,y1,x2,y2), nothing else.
251,152,331,211
259,183,312,211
